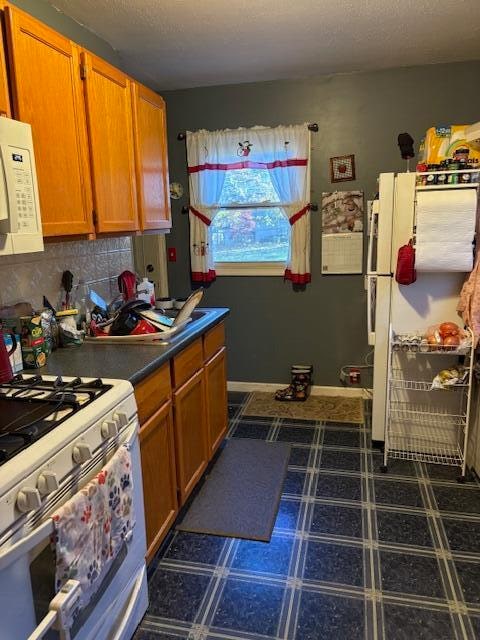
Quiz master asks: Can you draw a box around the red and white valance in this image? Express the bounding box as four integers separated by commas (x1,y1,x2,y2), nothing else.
186,124,311,284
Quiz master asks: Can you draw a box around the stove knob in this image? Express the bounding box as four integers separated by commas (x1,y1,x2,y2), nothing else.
101,420,118,439
72,443,92,464
37,471,59,496
113,412,128,428
17,487,42,513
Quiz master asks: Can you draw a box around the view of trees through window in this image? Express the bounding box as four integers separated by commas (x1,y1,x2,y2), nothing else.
211,169,290,263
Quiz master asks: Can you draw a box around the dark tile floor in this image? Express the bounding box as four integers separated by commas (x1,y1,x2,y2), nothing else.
134,392,480,640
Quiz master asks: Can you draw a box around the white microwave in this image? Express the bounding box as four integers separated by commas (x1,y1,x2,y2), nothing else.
0,117,43,255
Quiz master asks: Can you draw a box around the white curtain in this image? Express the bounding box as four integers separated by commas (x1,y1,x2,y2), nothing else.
186,124,311,284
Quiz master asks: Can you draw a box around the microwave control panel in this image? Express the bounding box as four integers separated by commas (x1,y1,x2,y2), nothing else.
6,146,38,233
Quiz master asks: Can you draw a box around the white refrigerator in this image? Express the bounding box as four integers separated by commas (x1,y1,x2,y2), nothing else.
367,172,470,443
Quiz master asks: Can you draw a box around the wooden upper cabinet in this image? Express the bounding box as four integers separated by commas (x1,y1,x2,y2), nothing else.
5,6,93,236
132,83,171,231
81,52,138,233
0,10,11,118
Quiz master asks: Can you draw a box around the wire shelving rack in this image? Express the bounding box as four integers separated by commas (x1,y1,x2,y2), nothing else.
382,326,475,480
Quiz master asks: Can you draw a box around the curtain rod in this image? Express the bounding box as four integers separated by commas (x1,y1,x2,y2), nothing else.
181,203,318,214
177,123,318,141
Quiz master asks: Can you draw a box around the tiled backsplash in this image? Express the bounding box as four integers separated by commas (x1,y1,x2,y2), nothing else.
0,236,134,310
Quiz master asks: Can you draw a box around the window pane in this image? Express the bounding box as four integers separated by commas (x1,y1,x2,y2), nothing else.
212,208,289,263
219,169,280,205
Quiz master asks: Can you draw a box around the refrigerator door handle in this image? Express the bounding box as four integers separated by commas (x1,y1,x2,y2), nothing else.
367,201,378,275
367,274,376,346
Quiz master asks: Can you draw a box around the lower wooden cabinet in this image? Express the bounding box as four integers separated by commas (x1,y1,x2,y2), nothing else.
139,400,178,563
173,368,208,505
205,347,228,456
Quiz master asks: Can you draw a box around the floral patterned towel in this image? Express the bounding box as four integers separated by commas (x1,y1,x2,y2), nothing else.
51,445,135,608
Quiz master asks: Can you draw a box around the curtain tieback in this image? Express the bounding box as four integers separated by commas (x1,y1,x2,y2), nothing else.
190,205,212,226
289,204,311,225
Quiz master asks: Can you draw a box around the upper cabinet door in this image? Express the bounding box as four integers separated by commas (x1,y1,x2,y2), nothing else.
132,83,171,231
0,11,11,118
5,6,93,236
82,52,138,233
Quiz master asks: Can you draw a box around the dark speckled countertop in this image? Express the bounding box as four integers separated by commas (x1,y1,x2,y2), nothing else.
38,308,229,385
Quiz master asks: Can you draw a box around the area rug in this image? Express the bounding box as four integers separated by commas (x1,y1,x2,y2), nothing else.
176,439,290,541
242,392,364,424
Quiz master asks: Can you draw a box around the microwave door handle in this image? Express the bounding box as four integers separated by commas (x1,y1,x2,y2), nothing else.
0,517,53,572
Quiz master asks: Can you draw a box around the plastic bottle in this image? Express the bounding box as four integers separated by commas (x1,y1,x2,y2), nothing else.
137,278,155,306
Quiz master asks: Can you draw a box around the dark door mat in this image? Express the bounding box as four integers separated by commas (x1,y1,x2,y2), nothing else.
176,438,290,542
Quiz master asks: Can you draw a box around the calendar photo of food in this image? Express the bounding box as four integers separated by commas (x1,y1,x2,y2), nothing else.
321,191,364,234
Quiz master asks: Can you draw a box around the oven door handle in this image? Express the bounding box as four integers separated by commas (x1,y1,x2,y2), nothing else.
27,579,81,640
0,518,53,571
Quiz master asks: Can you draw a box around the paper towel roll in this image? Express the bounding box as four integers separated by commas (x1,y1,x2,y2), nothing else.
415,189,477,272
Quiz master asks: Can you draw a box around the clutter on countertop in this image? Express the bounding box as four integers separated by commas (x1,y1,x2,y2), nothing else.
87,288,204,343
0,330,19,382
39,307,230,384
136,277,155,306
118,270,137,302
19,315,48,368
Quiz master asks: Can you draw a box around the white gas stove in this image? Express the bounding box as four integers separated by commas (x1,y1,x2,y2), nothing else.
0,373,148,640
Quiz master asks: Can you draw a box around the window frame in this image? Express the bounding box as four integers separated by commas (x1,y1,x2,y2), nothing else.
211,202,290,277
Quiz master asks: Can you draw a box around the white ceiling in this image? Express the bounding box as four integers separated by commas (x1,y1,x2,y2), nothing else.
49,0,480,90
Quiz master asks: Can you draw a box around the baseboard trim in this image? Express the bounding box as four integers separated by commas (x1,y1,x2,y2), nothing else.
227,381,372,399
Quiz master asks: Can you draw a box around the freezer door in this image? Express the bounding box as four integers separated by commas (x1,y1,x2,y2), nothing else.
371,275,392,442
376,173,395,275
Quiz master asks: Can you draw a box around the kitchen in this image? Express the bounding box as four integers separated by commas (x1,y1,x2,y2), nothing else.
1,1,480,639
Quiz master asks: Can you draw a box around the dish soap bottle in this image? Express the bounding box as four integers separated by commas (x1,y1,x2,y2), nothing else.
137,277,155,306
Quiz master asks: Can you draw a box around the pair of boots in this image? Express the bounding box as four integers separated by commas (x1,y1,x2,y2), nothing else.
275,365,313,402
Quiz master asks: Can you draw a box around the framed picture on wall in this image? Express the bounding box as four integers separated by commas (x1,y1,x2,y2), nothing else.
330,154,356,183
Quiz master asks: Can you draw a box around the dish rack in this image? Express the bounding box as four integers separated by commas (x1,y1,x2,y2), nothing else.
382,326,474,481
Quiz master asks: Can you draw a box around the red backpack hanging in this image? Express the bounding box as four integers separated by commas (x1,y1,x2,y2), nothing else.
395,239,416,285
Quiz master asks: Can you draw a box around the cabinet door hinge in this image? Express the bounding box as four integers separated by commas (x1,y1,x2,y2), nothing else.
80,64,87,80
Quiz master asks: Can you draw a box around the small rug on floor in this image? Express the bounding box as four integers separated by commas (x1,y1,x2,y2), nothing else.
242,392,364,424
176,438,290,542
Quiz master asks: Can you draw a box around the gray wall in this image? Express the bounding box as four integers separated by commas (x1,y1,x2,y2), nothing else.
164,61,480,386
9,0,120,66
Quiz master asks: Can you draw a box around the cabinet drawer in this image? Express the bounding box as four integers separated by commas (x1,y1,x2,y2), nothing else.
203,322,225,361
134,362,171,424
171,338,203,388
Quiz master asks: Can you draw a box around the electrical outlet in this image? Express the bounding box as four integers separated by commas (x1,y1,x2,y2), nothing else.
349,368,361,384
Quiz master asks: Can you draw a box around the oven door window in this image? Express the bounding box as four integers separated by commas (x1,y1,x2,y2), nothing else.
30,537,128,638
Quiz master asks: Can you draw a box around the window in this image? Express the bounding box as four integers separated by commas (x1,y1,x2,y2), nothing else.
211,169,290,275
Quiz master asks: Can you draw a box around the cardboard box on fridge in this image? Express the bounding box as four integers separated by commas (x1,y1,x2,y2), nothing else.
421,125,480,166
